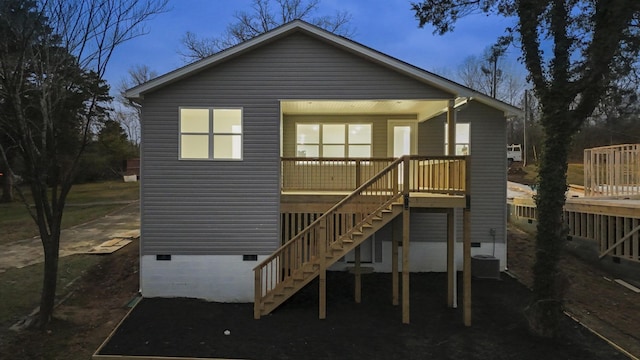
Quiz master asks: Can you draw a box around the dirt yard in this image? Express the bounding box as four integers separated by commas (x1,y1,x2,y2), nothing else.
2,226,639,359
0,238,140,360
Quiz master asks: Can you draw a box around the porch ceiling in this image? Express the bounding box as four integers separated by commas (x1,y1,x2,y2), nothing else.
280,99,451,121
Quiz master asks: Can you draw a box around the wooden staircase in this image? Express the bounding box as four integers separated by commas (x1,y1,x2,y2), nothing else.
258,203,403,316
254,157,406,318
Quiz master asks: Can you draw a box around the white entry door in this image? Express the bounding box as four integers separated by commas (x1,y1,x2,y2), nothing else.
388,120,417,185
387,120,417,157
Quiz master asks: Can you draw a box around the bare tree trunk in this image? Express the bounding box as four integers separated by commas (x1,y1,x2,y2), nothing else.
0,151,14,202
525,116,571,337
1,169,13,202
38,234,60,327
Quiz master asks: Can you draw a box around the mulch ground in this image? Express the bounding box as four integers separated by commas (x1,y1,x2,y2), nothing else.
99,271,626,360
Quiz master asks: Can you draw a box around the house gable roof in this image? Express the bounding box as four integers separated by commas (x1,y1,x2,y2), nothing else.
125,20,522,117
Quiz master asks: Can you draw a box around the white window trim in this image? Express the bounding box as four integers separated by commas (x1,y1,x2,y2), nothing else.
179,107,243,161
386,120,418,157
295,122,373,158
444,122,470,156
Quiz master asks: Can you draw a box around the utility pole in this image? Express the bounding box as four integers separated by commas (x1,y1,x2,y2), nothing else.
481,45,503,99
523,90,528,167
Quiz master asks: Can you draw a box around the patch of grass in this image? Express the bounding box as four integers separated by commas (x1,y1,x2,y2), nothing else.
0,181,138,245
65,180,139,204
519,163,584,186
566,163,584,186
0,254,101,326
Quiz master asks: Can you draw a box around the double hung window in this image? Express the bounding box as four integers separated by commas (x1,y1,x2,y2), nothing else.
296,123,372,158
179,108,242,160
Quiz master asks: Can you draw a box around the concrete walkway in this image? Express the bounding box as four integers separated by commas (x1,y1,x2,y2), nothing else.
0,201,140,273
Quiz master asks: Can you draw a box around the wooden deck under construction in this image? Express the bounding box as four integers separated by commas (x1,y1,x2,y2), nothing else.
510,196,640,264
512,143,640,264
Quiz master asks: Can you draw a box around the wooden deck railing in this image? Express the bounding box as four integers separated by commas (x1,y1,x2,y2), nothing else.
584,144,640,197
407,156,466,195
281,156,467,195
255,157,406,316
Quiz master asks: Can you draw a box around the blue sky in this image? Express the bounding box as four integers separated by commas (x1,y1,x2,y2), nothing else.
105,0,523,94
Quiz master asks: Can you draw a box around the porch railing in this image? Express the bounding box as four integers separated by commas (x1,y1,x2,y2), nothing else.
281,158,394,191
281,156,467,195
584,144,640,197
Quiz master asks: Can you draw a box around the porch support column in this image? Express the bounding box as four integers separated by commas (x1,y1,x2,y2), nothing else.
463,157,472,326
402,155,411,324
392,218,399,306
319,266,327,319
354,244,361,303
463,207,471,326
319,218,327,319
447,99,456,155
446,208,455,308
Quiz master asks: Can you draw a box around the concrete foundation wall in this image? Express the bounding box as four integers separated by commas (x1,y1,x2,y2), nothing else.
141,255,267,302
141,241,506,303
330,242,506,273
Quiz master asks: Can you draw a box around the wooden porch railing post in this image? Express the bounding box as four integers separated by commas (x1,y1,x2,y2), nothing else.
254,269,261,319
393,162,399,194
355,159,362,188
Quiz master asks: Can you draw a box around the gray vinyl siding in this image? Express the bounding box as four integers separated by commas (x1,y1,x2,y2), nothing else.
141,31,455,256
410,101,507,244
463,101,508,244
419,114,446,156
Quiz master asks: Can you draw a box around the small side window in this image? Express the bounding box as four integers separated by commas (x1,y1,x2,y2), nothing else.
179,108,243,160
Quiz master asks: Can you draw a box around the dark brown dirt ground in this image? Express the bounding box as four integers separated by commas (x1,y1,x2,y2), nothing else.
0,238,140,360
98,273,627,360
2,223,639,359
98,268,630,359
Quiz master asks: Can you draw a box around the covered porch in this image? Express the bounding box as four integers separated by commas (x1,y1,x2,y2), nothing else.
257,98,474,325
